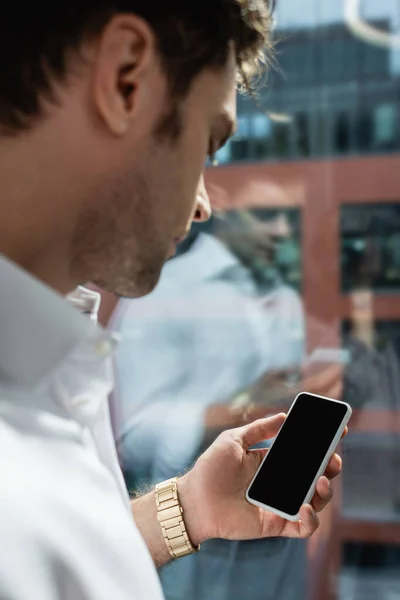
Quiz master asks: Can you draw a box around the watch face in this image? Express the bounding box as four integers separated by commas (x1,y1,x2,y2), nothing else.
66,286,100,324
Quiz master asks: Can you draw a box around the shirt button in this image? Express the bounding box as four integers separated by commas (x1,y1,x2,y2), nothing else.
72,396,92,408
95,340,113,356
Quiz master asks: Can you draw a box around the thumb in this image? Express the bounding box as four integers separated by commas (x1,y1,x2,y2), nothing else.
239,413,286,450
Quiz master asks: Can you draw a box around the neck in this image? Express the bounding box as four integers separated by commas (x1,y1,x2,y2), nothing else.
0,133,81,295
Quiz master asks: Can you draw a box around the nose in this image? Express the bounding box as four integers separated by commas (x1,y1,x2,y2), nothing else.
193,178,212,223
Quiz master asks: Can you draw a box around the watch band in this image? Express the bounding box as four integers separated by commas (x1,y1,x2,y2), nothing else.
155,477,200,559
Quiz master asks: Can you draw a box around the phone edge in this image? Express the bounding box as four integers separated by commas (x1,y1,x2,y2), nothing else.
245,393,352,522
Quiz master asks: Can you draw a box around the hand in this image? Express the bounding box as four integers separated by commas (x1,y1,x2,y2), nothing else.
179,413,345,546
300,363,343,401
249,364,343,410
205,401,275,430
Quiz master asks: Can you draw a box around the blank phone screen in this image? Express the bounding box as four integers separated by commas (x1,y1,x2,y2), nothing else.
247,393,348,517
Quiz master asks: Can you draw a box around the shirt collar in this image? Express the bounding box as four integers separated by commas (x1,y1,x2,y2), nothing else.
0,254,107,388
163,233,240,283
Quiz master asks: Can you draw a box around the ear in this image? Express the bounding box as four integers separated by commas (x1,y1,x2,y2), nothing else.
91,14,157,136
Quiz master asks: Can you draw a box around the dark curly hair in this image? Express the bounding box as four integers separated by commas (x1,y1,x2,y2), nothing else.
0,1,274,134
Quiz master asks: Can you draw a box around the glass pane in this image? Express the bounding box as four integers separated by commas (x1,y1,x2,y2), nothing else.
334,112,351,154
374,104,397,148
294,112,311,157
110,3,400,600
341,205,400,292
251,113,272,139
230,139,251,161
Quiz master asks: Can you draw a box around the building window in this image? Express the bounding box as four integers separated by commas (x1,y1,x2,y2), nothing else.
341,204,400,292
273,123,292,158
230,139,251,162
253,140,272,161
251,208,302,290
334,112,351,154
314,111,330,155
362,39,390,78
222,113,253,163
374,104,397,149
252,113,272,139
237,114,252,138
215,142,232,165
294,112,310,157
355,111,374,152
343,319,400,352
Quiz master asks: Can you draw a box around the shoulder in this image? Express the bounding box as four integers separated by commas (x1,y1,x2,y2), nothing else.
264,284,304,315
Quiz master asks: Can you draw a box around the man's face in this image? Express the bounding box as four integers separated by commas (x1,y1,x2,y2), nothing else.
70,16,237,298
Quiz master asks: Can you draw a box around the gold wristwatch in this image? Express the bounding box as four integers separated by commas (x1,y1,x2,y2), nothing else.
155,477,200,559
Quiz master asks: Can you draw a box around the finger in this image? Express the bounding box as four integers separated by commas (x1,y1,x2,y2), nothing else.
342,426,348,438
281,504,319,539
297,504,320,538
240,414,286,450
324,452,342,480
302,367,343,398
329,380,343,400
311,476,333,513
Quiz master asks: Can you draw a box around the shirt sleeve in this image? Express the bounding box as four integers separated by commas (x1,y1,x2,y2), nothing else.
261,286,306,370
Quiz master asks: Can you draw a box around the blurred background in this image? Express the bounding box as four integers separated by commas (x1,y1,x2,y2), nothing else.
97,1,400,599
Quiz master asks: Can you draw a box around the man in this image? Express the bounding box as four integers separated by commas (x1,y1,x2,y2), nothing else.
112,224,288,484
111,221,307,600
0,2,343,599
112,217,341,600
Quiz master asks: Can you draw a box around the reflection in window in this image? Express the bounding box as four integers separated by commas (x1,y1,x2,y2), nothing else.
252,113,272,139
273,123,291,158
362,28,390,77
214,15,398,166
343,320,400,352
230,139,250,162
251,208,302,290
356,111,374,152
344,541,400,564
237,114,252,137
341,204,400,292
320,39,338,81
374,321,400,353
253,139,272,161
294,112,310,157
279,42,301,85
374,104,397,149
314,111,330,155
334,112,351,154
341,432,400,521
215,141,232,165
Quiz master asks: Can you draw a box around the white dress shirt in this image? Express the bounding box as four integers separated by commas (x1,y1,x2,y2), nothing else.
0,255,164,600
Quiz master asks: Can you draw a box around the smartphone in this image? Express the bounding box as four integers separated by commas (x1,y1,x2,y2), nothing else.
306,347,351,366
246,392,352,522
303,348,351,378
